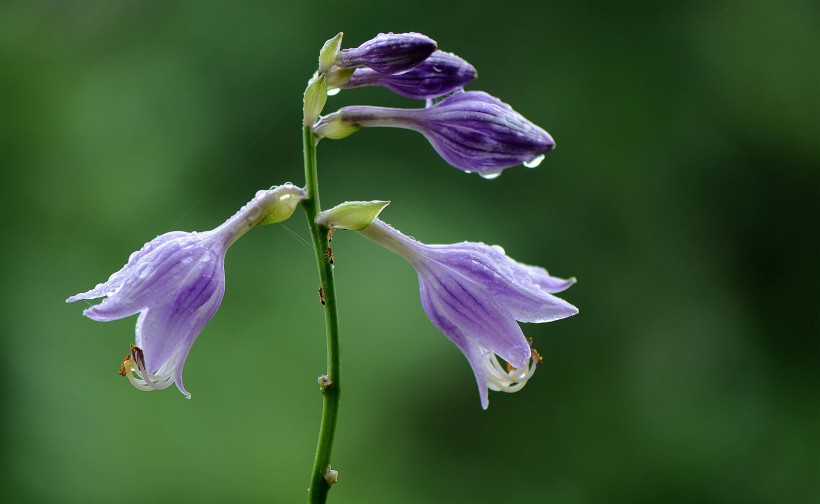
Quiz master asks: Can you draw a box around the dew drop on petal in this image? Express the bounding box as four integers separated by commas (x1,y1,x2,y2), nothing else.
246,207,262,222
326,88,341,96
135,262,152,279
523,154,545,168
479,170,502,180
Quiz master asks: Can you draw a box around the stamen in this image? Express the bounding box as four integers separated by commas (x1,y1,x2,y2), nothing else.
483,347,537,393
117,344,176,392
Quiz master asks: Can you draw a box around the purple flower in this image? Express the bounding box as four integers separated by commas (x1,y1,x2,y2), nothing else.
336,32,437,74
342,50,477,99
313,91,555,178
358,219,577,409
67,185,306,398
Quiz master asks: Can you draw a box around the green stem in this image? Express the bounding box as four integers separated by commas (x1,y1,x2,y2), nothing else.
302,125,341,504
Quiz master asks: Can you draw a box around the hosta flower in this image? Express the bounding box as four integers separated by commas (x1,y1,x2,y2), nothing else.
341,50,477,99
67,185,306,398
336,32,437,74
357,218,577,409
313,91,555,178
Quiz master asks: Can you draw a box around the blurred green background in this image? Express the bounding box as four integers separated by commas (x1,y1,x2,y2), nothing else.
1,1,817,503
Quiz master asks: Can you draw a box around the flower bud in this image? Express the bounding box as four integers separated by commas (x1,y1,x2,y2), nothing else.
316,200,390,231
312,91,555,178
312,113,361,140
342,51,477,99
336,32,436,74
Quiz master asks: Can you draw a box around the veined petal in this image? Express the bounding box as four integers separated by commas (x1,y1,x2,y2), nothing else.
137,253,224,374
419,268,531,369
67,231,189,304
81,237,207,321
426,242,578,323
419,280,492,409
513,261,577,293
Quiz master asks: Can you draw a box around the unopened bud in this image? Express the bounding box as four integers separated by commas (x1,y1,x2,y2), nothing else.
312,111,361,140
336,32,436,74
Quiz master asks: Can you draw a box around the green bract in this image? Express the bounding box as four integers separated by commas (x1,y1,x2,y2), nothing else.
316,200,390,230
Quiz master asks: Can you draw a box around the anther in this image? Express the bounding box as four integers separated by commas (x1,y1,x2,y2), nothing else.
118,355,132,376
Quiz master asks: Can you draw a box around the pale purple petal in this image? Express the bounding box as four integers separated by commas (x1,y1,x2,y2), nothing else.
426,242,578,323
66,231,188,304
419,268,531,368
136,253,225,374
80,237,206,321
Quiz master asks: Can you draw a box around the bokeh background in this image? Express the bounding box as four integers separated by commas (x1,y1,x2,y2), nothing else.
1,1,817,503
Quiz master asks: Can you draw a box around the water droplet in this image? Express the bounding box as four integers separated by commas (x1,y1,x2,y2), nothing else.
326,88,341,96
135,262,152,279
246,207,262,222
523,154,545,168
180,250,194,264
431,64,443,73
464,170,473,174
479,170,502,180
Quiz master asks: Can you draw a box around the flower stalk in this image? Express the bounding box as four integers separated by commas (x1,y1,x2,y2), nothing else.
302,123,342,504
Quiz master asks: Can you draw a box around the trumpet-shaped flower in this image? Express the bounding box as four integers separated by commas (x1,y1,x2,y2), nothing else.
67,185,306,398
341,50,477,99
357,218,577,409
313,91,555,178
336,32,437,74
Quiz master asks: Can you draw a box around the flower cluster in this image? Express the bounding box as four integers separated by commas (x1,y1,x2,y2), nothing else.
68,32,576,411
315,33,555,178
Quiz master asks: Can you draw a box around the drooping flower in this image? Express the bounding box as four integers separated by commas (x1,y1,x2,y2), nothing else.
356,218,578,409
340,50,477,99
67,184,307,398
336,32,437,74
313,91,555,178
